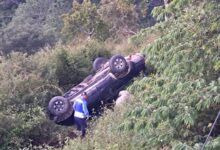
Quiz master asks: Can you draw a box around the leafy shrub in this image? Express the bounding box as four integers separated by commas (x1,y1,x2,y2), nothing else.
0,41,110,149
62,0,220,149
61,1,110,42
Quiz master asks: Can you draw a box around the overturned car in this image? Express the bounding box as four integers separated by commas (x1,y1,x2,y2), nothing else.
48,53,146,125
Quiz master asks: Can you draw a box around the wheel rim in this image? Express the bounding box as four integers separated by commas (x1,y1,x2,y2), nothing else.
53,100,64,112
114,58,125,70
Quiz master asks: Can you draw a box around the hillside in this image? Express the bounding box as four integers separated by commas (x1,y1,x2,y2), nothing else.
0,0,219,149
63,0,220,149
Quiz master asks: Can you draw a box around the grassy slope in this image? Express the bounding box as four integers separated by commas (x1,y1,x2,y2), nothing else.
63,0,220,149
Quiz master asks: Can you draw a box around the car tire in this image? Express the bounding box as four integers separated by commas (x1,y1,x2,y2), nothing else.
48,96,71,116
93,57,108,71
116,61,134,78
109,55,128,74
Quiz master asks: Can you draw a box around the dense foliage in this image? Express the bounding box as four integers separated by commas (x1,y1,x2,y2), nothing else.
0,0,156,54
0,0,73,54
1,0,219,149
63,0,220,149
62,1,110,42
0,40,110,149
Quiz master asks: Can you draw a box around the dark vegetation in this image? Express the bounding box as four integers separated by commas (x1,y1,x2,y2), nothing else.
0,0,219,149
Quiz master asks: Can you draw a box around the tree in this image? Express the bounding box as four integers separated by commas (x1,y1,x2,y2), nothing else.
0,0,73,54
0,0,54,53
0,0,25,27
98,0,140,40
61,0,109,42
46,0,73,37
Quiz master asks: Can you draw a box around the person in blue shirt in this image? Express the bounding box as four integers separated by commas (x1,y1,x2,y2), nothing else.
73,92,89,138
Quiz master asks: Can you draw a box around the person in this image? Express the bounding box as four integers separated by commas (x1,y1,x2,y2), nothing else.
73,92,89,138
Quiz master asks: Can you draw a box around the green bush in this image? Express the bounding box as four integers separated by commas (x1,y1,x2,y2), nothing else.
62,0,220,149
0,41,110,149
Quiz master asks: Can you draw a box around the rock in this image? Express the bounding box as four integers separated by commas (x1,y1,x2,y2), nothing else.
115,90,132,107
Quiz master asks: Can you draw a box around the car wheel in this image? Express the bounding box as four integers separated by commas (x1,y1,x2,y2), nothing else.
116,61,134,78
109,55,128,73
93,57,108,71
48,96,71,116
